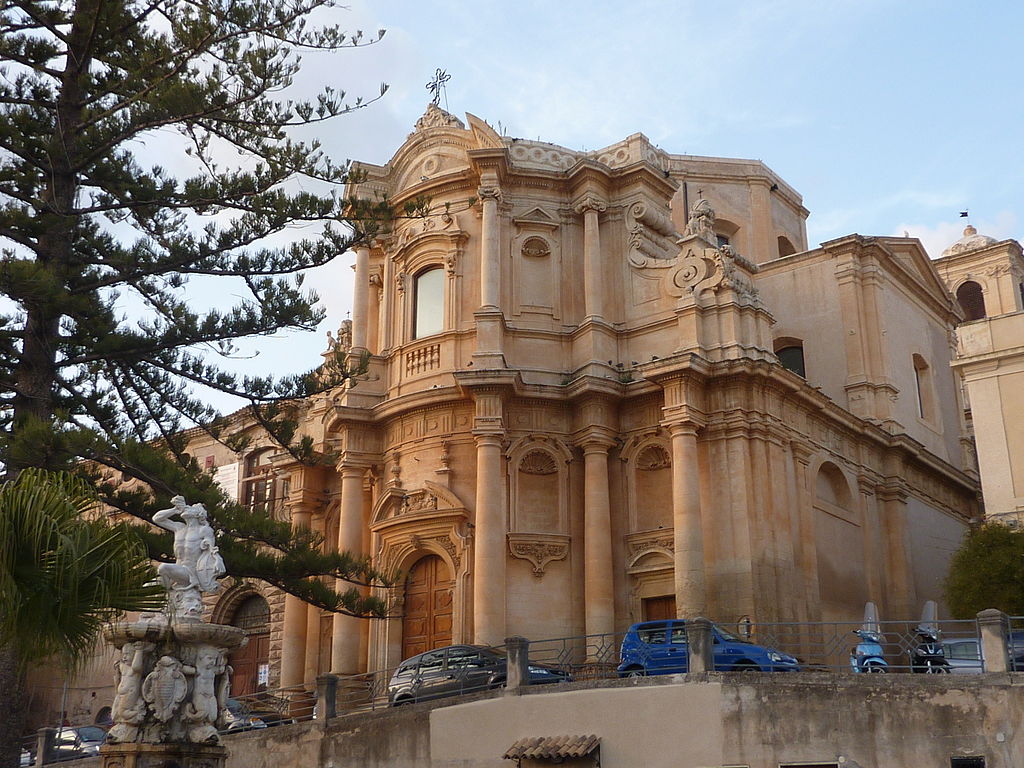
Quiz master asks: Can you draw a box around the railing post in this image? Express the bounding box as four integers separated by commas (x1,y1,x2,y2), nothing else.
505,636,530,692
35,727,55,767
686,617,714,673
315,674,338,720
977,609,1011,673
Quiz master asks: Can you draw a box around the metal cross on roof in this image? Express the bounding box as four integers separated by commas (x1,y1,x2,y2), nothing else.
426,68,451,109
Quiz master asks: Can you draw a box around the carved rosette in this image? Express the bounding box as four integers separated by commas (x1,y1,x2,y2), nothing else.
507,533,570,578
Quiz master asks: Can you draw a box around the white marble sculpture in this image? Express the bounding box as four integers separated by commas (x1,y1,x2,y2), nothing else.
105,496,245,747
142,656,189,722
153,495,226,620
107,641,154,743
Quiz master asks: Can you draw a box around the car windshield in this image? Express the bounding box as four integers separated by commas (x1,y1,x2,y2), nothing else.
714,626,753,644
75,727,106,742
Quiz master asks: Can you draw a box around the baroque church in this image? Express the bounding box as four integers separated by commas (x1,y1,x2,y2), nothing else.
42,104,1024,722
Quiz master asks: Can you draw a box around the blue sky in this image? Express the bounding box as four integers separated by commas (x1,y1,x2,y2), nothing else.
182,0,1024,408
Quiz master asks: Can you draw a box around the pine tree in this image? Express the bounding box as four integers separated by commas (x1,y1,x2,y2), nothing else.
0,0,398,752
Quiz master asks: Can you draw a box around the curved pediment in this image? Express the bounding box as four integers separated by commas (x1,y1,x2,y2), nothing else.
371,480,468,525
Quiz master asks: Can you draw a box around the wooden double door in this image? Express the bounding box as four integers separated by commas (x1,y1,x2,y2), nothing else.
402,555,454,659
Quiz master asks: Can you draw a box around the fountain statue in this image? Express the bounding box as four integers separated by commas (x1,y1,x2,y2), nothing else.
101,497,247,768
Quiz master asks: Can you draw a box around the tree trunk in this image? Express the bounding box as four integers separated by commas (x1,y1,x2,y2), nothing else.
0,643,27,768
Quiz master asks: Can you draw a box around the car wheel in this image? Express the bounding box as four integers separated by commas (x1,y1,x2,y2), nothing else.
392,697,414,706
732,661,759,672
864,662,887,673
622,666,646,678
489,677,506,690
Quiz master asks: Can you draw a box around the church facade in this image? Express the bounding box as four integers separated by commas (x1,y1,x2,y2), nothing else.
37,105,1003,725
175,105,983,694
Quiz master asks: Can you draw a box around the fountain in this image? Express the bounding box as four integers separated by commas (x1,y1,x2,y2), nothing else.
101,496,247,768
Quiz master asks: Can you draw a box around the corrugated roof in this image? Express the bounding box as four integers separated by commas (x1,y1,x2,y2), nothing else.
502,734,600,760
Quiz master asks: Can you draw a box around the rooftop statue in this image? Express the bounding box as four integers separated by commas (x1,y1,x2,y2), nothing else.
684,198,717,245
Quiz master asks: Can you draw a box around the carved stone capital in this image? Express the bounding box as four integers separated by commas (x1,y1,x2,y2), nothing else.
507,533,570,578
573,194,607,215
477,185,503,203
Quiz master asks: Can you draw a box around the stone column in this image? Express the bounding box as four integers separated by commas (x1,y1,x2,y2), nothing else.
331,465,365,675
473,433,506,645
668,422,705,617
582,436,615,638
280,504,312,688
303,513,326,683
479,184,501,309
575,196,607,321
879,482,914,620
351,244,370,351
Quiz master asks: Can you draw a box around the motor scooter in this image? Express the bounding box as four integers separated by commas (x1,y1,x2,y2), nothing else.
909,600,949,673
850,601,888,672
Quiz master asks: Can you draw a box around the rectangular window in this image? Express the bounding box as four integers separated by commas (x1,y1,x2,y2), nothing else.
950,758,985,768
413,267,445,339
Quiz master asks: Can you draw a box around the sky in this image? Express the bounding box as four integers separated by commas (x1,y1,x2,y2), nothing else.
167,0,1024,411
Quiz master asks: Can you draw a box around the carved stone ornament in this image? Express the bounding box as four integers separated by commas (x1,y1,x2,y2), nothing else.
684,198,716,244
636,445,671,471
626,201,679,266
626,532,675,564
477,185,503,203
445,250,458,275
519,450,558,475
507,533,570,577
141,656,188,723
521,236,551,258
401,488,440,515
573,194,607,215
415,103,466,131
395,271,408,295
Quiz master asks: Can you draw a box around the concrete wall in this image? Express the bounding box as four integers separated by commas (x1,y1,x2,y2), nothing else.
71,675,1012,768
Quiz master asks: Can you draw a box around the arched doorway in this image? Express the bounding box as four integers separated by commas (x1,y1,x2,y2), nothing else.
402,555,453,659
227,594,270,695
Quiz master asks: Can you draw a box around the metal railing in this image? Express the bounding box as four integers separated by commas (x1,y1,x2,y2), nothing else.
312,610,1024,721
220,684,316,733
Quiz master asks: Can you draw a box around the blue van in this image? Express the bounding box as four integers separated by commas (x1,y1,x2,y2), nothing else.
617,620,800,675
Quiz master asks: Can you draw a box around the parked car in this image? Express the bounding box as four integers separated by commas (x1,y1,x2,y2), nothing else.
23,725,109,763
942,633,1024,674
617,620,801,676
388,644,570,705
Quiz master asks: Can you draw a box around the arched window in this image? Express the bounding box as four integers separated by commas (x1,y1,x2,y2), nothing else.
715,218,740,249
413,267,444,339
774,338,806,378
777,235,796,257
913,354,935,422
956,281,986,321
241,449,288,518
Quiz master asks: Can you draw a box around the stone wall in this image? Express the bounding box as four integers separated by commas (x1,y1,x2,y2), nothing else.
74,674,1024,767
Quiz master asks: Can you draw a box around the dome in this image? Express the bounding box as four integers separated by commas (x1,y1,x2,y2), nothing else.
941,224,998,258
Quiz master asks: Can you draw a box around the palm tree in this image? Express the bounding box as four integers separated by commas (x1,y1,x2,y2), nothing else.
0,469,166,768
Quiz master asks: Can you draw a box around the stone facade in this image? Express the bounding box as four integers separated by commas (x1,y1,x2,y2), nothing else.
30,106,990,724
183,105,979,689
936,226,1024,523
